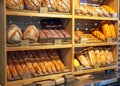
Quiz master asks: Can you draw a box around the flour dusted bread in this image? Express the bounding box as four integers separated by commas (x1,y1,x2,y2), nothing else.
6,0,24,10
23,25,39,42
25,0,43,11
7,24,22,43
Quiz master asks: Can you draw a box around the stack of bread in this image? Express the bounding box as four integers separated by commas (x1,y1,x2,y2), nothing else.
7,50,65,81
6,0,71,13
90,21,116,41
7,19,71,44
75,2,117,17
74,47,114,70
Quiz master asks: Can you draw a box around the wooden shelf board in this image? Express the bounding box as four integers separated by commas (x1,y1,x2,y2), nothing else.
75,42,118,47
73,65,117,75
75,15,118,21
6,72,71,86
7,44,72,51
6,9,72,18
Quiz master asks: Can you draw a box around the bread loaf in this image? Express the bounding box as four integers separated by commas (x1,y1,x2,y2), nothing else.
102,24,111,38
60,30,71,38
109,24,116,39
23,25,39,42
7,65,14,81
39,29,47,39
7,55,20,79
88,47,97,67
99,48,107,66
14,52,29,73
94,49,102,66
54,29,65,38
10,52,24,77
76,52,91,68
90,28,106,41
25,0,43,10
49,29,59,38
6,0,24,9
104,48,114,64
42,29,53,38
36,51,48,74
20,51,38,76
7,24,22,43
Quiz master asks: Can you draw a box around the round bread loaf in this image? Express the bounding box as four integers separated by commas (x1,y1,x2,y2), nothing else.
6,0,24,9
23,25,39,42
7,24,22,43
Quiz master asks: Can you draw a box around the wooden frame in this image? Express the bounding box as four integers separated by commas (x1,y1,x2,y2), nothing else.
0,0,119,86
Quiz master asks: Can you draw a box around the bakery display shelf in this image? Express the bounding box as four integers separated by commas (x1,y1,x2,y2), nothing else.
6,44,72,51
6,72,71,86
73,65,117,75
74,15,118,21
6,9,72,18
74,42,118,47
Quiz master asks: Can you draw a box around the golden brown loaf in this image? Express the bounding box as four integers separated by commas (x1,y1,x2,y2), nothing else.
7,24,22,43
7,56,20,79
104,48,114,64
76,52,91,68
88,48,96,67
99,48,107,66
6,0,24,9
102,24,111,38
10,52,24,77
109,24,116,39
91,28,106,41
25,0,43,11
23,25,39,42
94,49,102,66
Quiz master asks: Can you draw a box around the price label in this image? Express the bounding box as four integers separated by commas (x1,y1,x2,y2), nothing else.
21,40,29,46
54,39,62,45
40,7,48,13
23,72,31,79
94,64,99,68
76,66,84,71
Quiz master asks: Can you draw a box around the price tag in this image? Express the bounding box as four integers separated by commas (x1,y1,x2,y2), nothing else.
54,39,62,45
94,64,99,68
21,40,29,46
23,72,31,79
107,38,112,42
36,81,55,86
40,7,48,13
76,66,84,71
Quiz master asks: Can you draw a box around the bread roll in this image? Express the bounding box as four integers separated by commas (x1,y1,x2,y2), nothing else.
25,0,43,11
49,0,58,11
90,28,106,41
7,24,22,43
42,29,53,38
6,0,24,9
61,0,70,12
94,7,103,17
49,29,59,38
79,5,88,15
23,25,39,42
39,29,47,39
100,7,109,17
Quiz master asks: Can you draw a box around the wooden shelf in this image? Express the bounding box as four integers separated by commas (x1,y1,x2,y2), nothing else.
6,9,72,18
6,72,71,86
75,15,118,21
73,65,117,75
75,42,118,47
7,44,72,51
